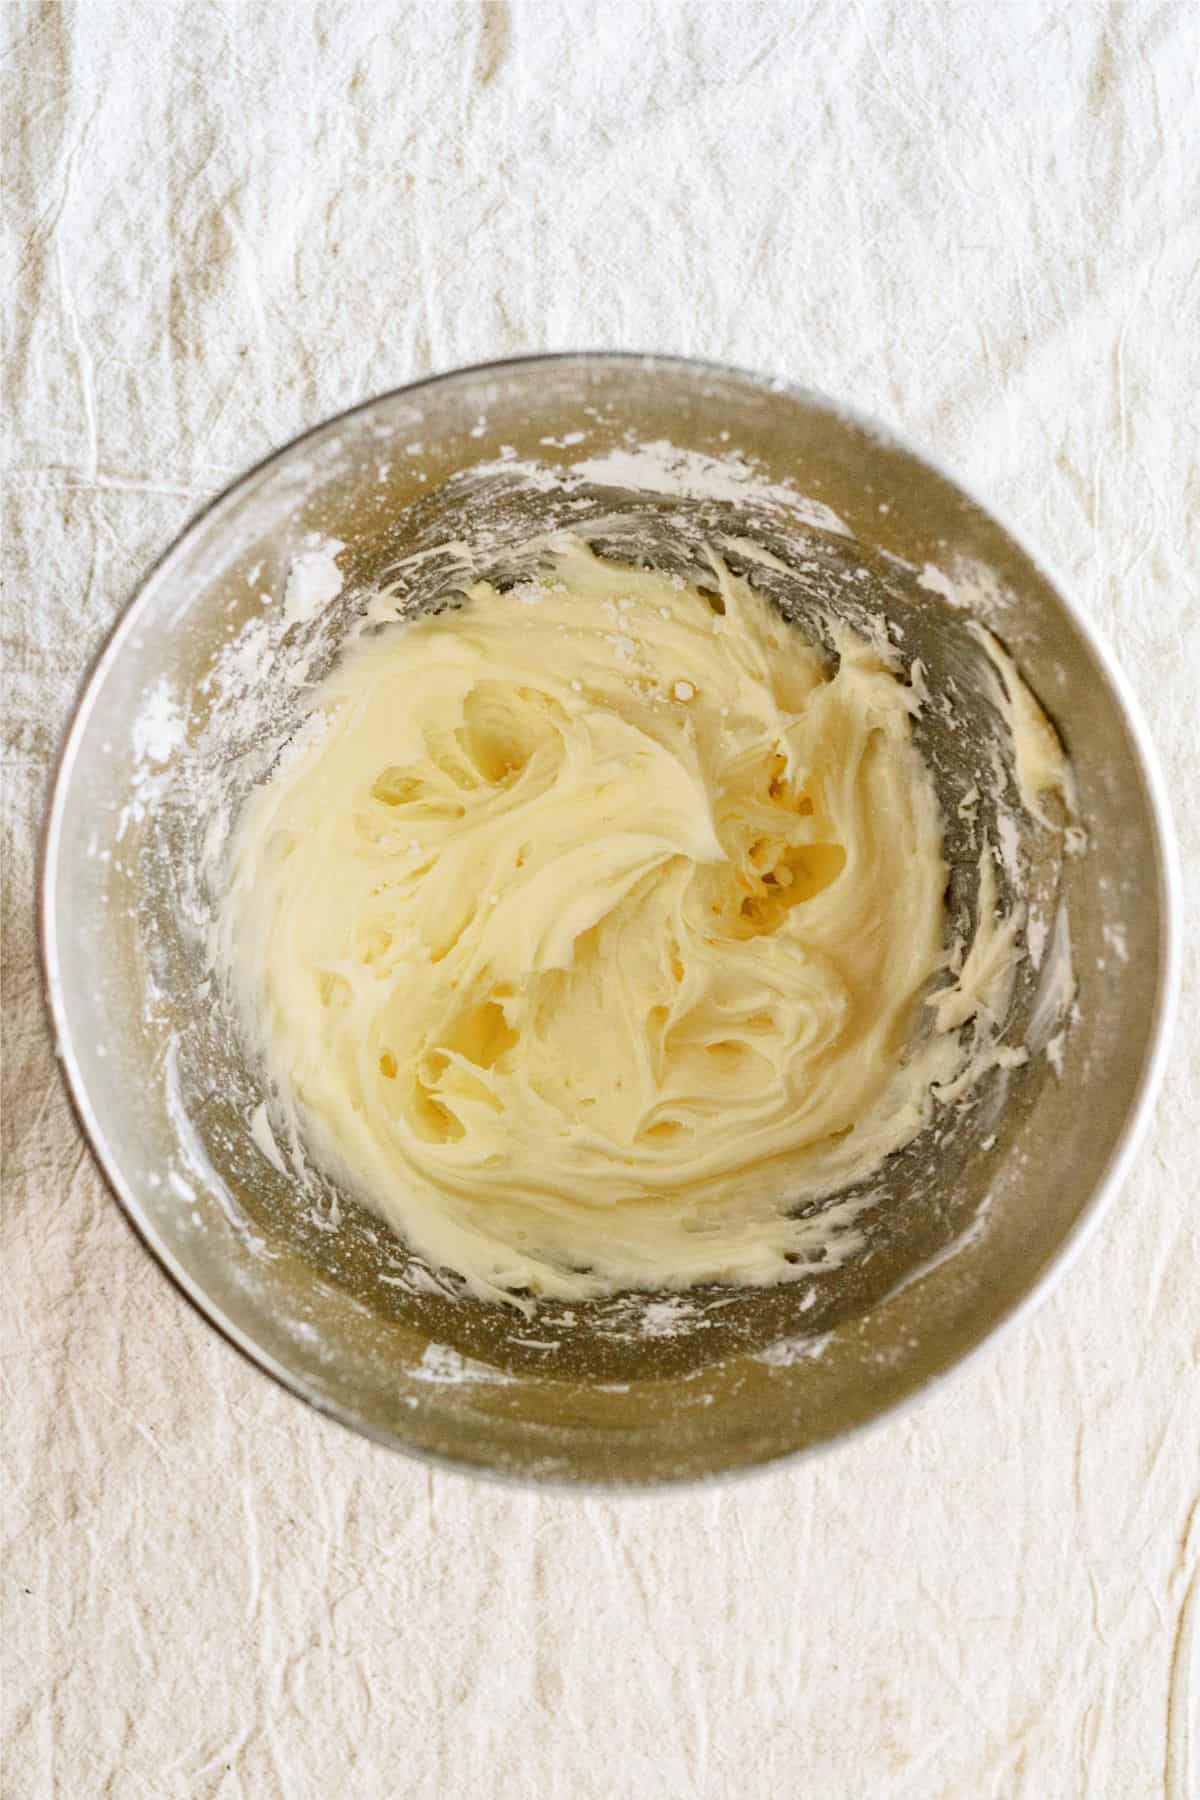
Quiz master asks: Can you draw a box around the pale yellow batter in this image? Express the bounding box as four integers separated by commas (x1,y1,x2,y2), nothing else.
219,538,1053,1302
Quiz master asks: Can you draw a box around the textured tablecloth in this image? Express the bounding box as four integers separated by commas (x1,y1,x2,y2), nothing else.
4,3,1197,1795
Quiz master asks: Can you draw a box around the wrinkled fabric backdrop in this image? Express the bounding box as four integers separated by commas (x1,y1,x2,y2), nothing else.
3,2,1197,1795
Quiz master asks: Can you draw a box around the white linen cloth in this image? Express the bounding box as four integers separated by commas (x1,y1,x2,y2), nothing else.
4,3,1197,1794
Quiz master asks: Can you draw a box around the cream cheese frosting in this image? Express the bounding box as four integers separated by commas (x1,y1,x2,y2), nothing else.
218,537,1067,1303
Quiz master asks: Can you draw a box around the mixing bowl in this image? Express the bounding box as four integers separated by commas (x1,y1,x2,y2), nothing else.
41,355,1178,1486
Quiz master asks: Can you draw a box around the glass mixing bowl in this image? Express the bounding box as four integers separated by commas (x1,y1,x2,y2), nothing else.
41,355,1178,1485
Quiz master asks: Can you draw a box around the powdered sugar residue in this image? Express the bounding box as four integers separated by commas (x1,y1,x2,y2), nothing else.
132,678,186,765
411,1344,516,1386
281,537,345,628
753,1332,833,1368
572,441,850,535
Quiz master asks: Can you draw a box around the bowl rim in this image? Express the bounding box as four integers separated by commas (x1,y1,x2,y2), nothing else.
38,350,1183,1491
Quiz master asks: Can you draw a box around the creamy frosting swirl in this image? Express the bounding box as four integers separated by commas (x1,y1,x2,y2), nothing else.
219,537,1043,1302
